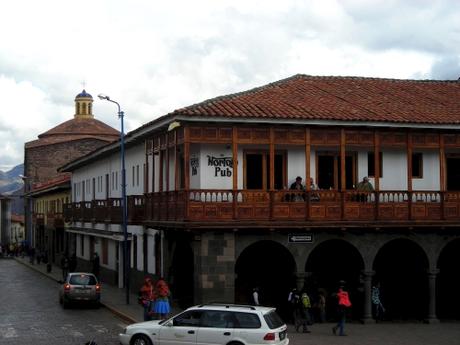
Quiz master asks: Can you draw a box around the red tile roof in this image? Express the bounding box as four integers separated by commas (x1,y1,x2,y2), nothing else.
25,118,119,148
171,75,460,125
31,174,71,193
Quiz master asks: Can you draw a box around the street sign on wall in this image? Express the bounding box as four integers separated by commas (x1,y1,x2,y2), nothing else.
288,233,313,243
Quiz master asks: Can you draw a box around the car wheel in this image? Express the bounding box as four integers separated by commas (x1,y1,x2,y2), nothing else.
62,299,69,309
131,334,152,345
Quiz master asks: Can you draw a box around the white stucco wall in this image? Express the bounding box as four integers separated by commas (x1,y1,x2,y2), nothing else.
71,143,145,202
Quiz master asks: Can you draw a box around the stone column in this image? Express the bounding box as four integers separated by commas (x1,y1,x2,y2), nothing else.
426,269,440,323
296,272,306,291
362,270,375,324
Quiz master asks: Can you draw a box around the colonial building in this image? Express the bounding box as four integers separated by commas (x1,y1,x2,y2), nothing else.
0,195,11,246
63,75,460,322
24,90,119,260
10,214,25,245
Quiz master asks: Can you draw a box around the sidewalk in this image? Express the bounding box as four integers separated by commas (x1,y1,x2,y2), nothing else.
13,256,181,324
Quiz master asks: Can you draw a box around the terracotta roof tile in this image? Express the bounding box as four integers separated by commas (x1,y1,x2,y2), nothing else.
170,75,460,124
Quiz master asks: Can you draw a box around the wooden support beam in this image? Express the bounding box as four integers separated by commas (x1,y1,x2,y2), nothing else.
374,131,380,191
340,128,346,191
232,126,238,220
269,127,275,191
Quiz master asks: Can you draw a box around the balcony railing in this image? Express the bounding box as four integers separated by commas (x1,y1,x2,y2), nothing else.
63,189,460,225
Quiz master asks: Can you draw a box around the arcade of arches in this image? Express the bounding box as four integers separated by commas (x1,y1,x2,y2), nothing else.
185,230,460,323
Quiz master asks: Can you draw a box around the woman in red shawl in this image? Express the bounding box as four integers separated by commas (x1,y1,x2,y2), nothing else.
139,277,155,321
153,278,170,319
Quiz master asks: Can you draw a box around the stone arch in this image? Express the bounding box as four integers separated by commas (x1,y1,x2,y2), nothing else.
305,239,365,320
235,240,296,318
372,238,429,320
437,238,460,319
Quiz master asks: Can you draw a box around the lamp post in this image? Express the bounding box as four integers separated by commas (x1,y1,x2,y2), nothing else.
98,94,130,304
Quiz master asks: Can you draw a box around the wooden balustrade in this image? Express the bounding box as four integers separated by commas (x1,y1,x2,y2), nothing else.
62,190,460,224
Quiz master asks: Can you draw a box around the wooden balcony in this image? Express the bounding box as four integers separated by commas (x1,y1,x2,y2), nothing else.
33,213,45,226
63,190,460,228
46,212,64,228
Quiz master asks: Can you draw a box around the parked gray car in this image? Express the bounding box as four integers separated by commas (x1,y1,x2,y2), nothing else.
59,272,101,308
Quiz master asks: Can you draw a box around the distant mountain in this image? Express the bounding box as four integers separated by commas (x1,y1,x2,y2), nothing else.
0,164,24,195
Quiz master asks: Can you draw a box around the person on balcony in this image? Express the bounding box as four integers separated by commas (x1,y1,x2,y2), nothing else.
310,177,320,201
289,176,306,201
356,176,374,202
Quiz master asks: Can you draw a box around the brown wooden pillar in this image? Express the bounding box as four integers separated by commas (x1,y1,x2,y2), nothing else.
159,141,164,192
232,126,238,220
152,139,156,193
184,126,190,219
340,129,346,191
166,133,170,193
439,134,445,192
174,131,179,191
305,127,311,220
439,133,445,219
184,127,190,190
374,131,380,220
269,127,275,220
407,131,413,219
340,129,346,220
374,131,380,191
144,140,149,194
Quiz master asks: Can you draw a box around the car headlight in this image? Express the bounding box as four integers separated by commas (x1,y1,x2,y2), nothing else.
121,328,127,334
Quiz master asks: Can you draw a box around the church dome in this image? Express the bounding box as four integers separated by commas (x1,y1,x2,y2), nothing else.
75,89,93,99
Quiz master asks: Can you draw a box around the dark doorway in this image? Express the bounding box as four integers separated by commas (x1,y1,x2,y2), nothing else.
446,157,460,190
373,239,428,320
318,156,335,189
305,240,364,320
317,154,356,190
169,239,194,309
246,154,264,189
437,239,460,319
235,240,296,321
245,152,285,190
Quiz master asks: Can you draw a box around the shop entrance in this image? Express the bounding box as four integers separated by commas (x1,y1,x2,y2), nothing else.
437,239,460,319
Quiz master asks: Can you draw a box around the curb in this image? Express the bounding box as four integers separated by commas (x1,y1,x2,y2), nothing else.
13,257,138,324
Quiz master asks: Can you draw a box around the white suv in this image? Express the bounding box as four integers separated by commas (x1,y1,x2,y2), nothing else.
119,303,289,345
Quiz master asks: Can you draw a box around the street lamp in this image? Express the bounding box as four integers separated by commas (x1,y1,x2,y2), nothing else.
98,94,130,304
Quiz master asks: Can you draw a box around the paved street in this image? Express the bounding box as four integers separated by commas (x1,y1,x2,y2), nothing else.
0,259,126,345
2,257,460,345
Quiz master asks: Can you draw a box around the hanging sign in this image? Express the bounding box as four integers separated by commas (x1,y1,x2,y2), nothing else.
288,233,313,243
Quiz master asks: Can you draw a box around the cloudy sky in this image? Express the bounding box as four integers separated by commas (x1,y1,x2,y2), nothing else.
1,0,459,171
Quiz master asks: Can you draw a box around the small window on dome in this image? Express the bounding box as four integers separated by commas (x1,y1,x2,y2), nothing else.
82,103,87,115
76,103,80,114
88,103,92,115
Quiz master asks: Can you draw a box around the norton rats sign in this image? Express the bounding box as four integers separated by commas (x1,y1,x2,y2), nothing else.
207,155,233,177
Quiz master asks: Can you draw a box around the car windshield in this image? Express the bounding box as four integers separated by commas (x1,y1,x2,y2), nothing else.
69,274,97,285
263,310,284,329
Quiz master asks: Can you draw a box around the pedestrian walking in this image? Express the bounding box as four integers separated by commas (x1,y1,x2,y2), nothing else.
288,288,300,324
92,252,100,278
252,287,260,306
295,291,312,333
316,289,327,323
153,278,171,319
61,254,69,280
332,281,352,336
372,282,385,322
138,277,155,321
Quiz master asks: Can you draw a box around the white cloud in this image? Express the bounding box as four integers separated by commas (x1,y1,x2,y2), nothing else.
0,0,459,169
